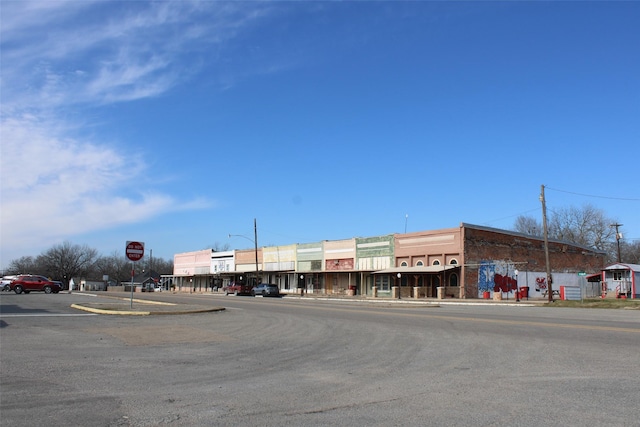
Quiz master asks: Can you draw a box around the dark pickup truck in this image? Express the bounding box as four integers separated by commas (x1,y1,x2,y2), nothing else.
223,282,253,296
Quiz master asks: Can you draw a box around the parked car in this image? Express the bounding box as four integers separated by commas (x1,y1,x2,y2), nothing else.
9,275,62,294
2,275,18,291
223,282,253,296
140,283,161,292
252,283,280,297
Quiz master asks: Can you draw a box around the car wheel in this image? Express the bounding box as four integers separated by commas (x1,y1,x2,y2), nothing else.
13,285,23,294
44,286,52,294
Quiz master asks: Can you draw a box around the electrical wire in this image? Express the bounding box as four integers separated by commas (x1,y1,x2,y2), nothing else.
482,207,540,226
546,186,640,201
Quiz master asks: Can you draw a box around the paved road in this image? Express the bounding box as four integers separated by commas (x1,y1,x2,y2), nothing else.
1,292,639,426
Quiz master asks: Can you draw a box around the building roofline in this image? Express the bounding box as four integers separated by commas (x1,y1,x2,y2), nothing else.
460,222,606,254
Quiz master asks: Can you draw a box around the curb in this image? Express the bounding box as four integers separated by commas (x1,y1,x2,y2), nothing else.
70,301,225,316
69,292,226,315
286,295,546,307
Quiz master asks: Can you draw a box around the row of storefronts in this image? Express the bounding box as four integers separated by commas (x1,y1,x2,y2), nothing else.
162,223,614,299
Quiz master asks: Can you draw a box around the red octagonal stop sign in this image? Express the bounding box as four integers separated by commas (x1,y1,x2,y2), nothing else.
126,241,145,262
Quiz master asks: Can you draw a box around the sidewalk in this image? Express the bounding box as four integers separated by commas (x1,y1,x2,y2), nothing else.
289,294,548,307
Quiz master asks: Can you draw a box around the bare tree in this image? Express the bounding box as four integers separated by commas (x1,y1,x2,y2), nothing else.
619,240,640,264
94,251,132,283
205,242,231,252
5,256,39,275
37,241,99,285
513,216,543,236
513,204,620,261
547,204,615,251
151,257,174,275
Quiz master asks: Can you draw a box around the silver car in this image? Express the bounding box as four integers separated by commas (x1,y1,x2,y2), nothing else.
251,284,280,297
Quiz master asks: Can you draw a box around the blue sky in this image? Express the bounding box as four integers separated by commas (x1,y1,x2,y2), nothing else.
1,1,639,267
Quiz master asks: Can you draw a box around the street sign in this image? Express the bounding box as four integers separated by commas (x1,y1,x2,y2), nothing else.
126,241,145,262
578,271,586,276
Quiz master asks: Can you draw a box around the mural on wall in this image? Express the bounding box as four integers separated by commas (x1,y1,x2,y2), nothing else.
494,273,517,293
477,261,495,292
535,277,548,292
477,261,518,294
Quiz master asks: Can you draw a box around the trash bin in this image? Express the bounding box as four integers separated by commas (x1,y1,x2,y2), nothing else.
519,286,529,299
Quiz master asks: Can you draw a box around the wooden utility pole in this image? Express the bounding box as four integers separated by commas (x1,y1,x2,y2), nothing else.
540,185,553,302
610,223,623,263
254,218,259,285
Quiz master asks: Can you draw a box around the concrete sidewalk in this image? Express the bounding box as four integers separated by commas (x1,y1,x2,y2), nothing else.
70,291,547,315
289,294,548,307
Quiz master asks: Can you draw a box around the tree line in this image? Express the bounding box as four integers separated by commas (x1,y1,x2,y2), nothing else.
2,241,173,286
3,204,638,284
513,204,640,264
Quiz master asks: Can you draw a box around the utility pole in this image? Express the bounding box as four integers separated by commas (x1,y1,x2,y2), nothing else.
610,223,623,263
254,218,259,285
540,185,553,302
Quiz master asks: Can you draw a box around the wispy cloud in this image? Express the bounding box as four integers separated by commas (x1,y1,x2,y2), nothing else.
0,1,275,264
0,113,192,257
2,1,281,106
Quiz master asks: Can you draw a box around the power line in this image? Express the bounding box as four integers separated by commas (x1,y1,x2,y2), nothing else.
546,186,640,201
483,207,540,225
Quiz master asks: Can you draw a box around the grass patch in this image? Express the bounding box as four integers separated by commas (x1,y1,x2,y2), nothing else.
548,298,640,309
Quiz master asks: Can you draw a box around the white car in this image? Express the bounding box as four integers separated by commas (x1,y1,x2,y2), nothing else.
1,276,18,291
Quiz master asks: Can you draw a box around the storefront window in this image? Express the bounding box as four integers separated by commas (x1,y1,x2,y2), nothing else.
375,275,391,292
449,273,459,287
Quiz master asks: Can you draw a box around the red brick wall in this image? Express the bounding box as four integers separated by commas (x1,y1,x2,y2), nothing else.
462,226,605,297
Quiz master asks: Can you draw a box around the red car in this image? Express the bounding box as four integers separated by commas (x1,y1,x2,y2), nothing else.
223,282,253,296
10,275,62,294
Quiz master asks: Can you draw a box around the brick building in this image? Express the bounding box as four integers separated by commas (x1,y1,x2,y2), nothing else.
166,223,605,299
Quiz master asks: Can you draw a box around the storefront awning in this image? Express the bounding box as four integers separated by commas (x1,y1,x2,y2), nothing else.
371,265,457,275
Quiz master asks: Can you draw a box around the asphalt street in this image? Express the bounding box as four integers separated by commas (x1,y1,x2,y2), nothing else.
1,292,639,427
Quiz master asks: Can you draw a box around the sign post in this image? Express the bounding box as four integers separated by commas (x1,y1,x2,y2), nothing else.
578,271,586,303
126,241,145,308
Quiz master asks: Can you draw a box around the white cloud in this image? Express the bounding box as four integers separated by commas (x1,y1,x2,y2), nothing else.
0,1,280,266
0,114,188,260
1,1,278,108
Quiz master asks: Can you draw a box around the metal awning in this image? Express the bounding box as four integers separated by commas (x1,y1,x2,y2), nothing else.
586,273,602,282
371,265,457,275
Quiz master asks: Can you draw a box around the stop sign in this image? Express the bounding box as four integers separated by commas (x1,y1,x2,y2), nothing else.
126,241,145,262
